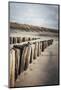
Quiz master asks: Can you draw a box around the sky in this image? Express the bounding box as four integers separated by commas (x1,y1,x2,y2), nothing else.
9,2,59,29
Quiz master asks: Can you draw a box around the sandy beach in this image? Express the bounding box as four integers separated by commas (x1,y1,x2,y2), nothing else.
15,38,59,87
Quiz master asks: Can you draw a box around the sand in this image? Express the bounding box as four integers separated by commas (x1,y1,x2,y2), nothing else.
15,38,59,87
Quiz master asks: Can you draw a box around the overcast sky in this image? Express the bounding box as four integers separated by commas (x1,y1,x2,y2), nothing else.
9,2,58,29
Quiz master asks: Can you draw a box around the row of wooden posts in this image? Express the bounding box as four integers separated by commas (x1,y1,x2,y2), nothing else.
9,38,53,87
10,37,40,44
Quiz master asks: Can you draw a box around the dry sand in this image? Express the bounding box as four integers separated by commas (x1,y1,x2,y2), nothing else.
15,39,59,87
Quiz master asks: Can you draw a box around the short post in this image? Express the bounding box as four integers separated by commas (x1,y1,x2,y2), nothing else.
13,37,17,44
10,37,14,44
17,37,21,43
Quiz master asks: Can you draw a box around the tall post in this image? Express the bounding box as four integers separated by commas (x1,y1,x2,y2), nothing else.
24,43,31,70
15,48,20,79
30,44,35,63
20,46,28,72
33,42,37,59
9,49,16,87
42,41,45,51
37,42,40,56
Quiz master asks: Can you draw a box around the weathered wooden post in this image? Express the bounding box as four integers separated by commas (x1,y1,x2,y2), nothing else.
14,45,24,75
50,40,51,45
44,41,46,49
17,37,21,43
46,41,48,47
52,39,53,44
42,41,45,51
45,41,47,48
30,44,35,63
9,48,16,87
18,47,23,75
15,48,20,79
50,39,53,45
13,37,17,44
10,37,13,44
24,42,31,70
13,44,31,74
49,40,50,45
22,37,26,42
32,37,34,40
37,42,40,56
48,40,49,46
33,42,37,59
28,37,31,41
40,41,42,54
20,46,28,72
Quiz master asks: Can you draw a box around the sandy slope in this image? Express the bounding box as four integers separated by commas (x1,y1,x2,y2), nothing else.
15,39,59,87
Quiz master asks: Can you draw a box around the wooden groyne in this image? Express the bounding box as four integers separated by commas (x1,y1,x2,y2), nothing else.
9,37,53,87
10,37,39,44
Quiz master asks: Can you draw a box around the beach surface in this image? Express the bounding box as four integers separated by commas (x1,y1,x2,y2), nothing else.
15,38,59,87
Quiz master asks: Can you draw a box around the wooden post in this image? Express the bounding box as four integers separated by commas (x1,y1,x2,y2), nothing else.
24,44,31,70
33,42,37,59
15,48,20,80
42,41,45,51
52,39,53,44
13,44,29,74
10,49,16,87
45,41,47,48
30,44,35,63
44,41,46,49
13,37,17,44
15,46,24,75
22,37,26,42
48,40,49,46
17,37,21,43
46,41,48,47
10,37,13,44
37,42,40,56
28,37,31,41
21,46,28,72
40,41,42,54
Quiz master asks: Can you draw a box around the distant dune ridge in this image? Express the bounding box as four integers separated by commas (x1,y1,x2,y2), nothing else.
10,22,58,33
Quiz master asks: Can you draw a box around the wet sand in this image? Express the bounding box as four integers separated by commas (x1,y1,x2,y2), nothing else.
15,39,59,87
